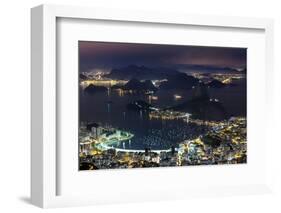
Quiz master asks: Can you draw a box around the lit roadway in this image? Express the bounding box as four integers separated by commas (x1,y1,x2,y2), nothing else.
97,142,172,154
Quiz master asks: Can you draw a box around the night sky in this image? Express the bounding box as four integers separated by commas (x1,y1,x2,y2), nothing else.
79,41,247,72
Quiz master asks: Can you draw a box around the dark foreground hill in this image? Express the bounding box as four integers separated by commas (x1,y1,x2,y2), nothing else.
171,82,228,121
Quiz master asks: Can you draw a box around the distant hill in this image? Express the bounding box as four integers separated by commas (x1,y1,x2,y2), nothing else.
84,84,107,93
143,80,158,91
207,79,226,88
79,73,88,80
174,64,242,74
239,68,247,74
105,65,180,80
123,79,143,90
121,79,157,92
159,73,199,90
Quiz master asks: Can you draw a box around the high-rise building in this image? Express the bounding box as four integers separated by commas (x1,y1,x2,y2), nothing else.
87,123,102,139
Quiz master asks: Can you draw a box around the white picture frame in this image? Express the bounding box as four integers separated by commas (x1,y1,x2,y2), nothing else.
31,4,274,208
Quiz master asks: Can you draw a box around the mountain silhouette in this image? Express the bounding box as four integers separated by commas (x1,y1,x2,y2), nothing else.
171,82,227,121
207,79,226,88
159,73,199,90
105,65,180,80
122,79,157,92
84,84,107,94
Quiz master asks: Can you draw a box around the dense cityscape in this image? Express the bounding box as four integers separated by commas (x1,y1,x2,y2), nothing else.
80,116,246,170
79,41,247,170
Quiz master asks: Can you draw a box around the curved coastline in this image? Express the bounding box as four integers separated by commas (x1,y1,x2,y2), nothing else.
97,142,172,154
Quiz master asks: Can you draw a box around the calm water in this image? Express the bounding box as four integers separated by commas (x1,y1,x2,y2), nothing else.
79,79,246,150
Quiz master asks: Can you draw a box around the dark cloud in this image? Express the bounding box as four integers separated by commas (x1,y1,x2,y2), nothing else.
79,41,246,72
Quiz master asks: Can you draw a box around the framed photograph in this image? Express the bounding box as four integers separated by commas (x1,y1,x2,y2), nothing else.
31,4,274,208
78,41,248,170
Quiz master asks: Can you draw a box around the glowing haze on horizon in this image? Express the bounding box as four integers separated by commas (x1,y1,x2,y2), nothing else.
79,41,247,72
